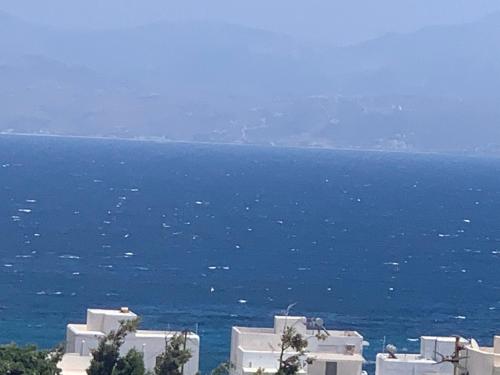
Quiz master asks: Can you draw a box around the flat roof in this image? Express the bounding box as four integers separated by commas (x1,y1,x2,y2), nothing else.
234,327,275,334
68,324,198,338
242,367,306,374
377,353,436,363
87,308,137,317
135,330,199,339
67,324,104,336
58,354,91,374
421,336,461,342
311,353,364,362
234,326,361,338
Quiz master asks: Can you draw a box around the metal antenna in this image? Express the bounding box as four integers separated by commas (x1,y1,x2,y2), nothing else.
181,329,189,375
433,336,468,375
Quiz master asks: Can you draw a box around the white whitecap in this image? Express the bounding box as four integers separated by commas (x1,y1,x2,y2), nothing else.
59,255,80,260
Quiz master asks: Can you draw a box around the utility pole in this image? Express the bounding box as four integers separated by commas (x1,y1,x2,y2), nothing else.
181,329,189,375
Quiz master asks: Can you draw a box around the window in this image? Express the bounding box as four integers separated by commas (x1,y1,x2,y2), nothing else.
325,362,337,375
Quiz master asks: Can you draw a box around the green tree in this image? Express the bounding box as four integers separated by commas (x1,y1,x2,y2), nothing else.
112,349,145,375
154,333,192,375
210,361,232,375
276,326,309,375
0,343,63,375
87,318,140,375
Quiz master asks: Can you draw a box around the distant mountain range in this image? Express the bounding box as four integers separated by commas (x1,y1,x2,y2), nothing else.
1,11,500,153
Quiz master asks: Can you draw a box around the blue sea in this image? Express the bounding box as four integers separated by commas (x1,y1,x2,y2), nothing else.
0,135,499,374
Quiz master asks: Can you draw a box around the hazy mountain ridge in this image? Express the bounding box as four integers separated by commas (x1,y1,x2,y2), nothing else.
1,11,500,153
331,12,500,97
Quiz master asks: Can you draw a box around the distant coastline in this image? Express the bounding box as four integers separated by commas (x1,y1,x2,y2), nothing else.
0,131,467,158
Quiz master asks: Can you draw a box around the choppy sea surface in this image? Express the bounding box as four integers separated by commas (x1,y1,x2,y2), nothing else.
0,135,499,373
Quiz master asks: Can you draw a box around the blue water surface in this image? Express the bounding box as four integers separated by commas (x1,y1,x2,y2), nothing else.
0,135,499,373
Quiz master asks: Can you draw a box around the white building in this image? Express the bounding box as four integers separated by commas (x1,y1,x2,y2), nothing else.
59,307,200,375
230,315,366,375
461,335,500,375
375,336,464,375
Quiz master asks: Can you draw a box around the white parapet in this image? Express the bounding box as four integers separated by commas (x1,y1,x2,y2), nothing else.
375,336,461,375
86,308,138,334
230,315,365,375
463,335,500,375
375,353,453,375
58,353,92,375
62,307,200,375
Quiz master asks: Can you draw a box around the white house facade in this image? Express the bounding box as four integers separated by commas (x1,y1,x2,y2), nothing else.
60,307,200,375
461,336,500,375
230,315,366,375
375,336,463,375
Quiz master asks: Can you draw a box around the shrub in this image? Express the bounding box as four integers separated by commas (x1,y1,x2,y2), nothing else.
0,343,63,375
154,333,192,375
87,319,140,375
112,348,145,375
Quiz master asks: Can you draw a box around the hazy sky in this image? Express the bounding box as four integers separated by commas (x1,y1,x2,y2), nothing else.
1,0,500,45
